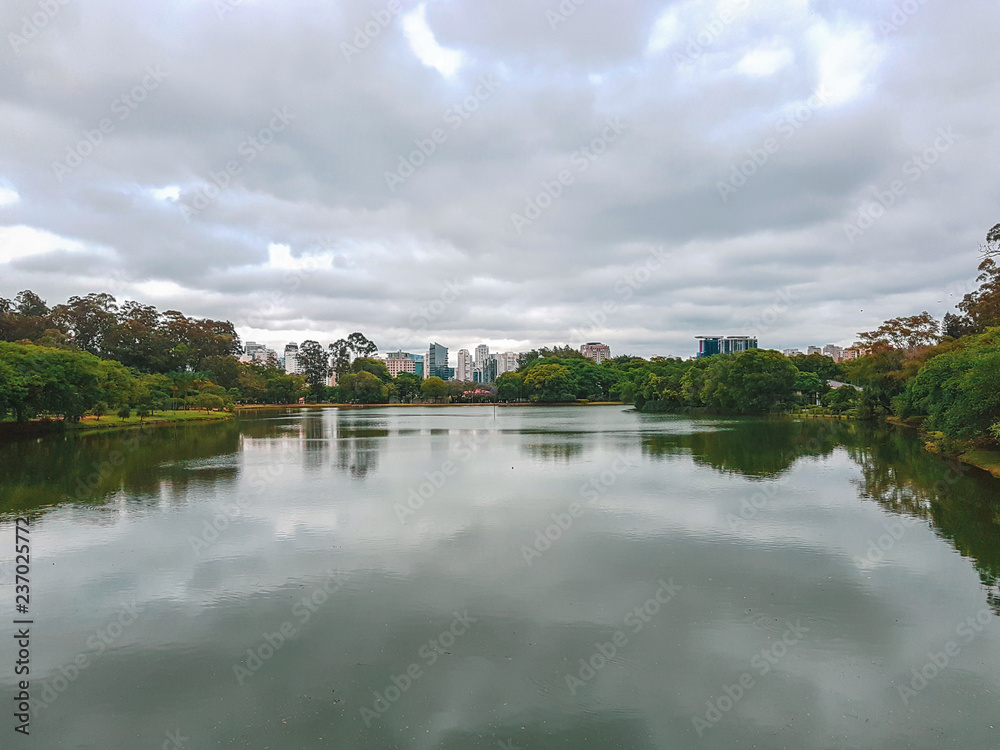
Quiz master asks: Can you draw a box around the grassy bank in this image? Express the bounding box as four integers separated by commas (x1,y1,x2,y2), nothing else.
73,410,233,434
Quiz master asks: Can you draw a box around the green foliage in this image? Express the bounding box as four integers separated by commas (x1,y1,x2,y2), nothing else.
393,371,422,403
351,357,391,382
117,406,132,422
822,385,860,413
339,371,389,404
420,376,449,400
495,372,524,402
789,353,844,381
894,329,1000,442
522,363,574,402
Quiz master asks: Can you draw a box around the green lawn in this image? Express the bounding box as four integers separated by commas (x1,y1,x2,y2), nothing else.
74,409,233,432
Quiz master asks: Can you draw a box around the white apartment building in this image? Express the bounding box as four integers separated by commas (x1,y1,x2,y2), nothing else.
456,349,473,381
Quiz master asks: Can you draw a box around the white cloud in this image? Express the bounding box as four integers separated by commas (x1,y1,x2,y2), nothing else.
808,22,884,105
0,225,91,264
0,182,20,207
735,46,794,77
402,3,464,77
646,8,682,56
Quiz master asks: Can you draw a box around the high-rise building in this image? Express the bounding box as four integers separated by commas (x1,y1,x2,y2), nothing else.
427,343,450,380
384,357,416,377
474,344,489,369
456,349,473,381
807,346,823,355
283,343,301,374
696,336,758,358
580,342,612,363
385,350,425,378
497,351,519,376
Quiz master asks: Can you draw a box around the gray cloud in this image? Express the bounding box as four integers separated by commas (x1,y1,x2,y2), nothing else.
1,0,998,358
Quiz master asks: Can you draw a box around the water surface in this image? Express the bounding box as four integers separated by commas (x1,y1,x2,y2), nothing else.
1,406,998,749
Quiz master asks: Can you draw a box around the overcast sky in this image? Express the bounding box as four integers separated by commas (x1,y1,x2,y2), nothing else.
1,0,997,359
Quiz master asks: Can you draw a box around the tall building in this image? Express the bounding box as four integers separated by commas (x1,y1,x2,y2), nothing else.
823,344,845,362
580,342,612,363
384,357,416,377
456,349,473,381
283,343,301,375
474,344,489,369
385,350,425,378
497,351,519,376
696,336,758,358
427,343,450,380
807,346,823,355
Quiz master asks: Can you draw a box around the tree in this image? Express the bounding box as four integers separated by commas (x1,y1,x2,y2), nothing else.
858,312,941,351
347,332,378,358
196,393,224,412
523,363,573,402
136,404,152,423
328,339,352,378
957,258,1000,334
394,371,422,403
117,406,132,422
495,372,523,402
339,371,388,404
793,371,825,405
92,401,109,419
297,340,331,401
421,376,449,401
350,357,391,382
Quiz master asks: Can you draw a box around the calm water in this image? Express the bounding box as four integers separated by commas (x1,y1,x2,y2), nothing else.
1,406,998,749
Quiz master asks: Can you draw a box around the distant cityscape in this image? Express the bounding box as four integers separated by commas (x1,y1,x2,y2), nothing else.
239,335,858,384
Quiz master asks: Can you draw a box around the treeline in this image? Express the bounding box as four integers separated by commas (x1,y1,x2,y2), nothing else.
837,224,1000,447
0,291,240,372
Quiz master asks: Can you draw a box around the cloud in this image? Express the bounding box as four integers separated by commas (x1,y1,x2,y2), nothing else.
0,0,996,357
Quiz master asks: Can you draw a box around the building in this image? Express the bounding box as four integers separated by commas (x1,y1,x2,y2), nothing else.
384,357,416,377
283,343,301,375
696,336,758,358
243,341,278,366
496,351,519,376
456,349,473,381
823,344,845,361
474,344,489,369
385,350,425,378
783,348,802,357
581,342,612,363
427,343,450,380
842,347,863,361
807,346,823,356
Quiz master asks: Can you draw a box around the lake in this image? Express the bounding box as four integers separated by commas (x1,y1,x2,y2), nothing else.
1,405,998,749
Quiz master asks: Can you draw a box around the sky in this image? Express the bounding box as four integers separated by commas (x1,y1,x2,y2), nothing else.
0,0,997,360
